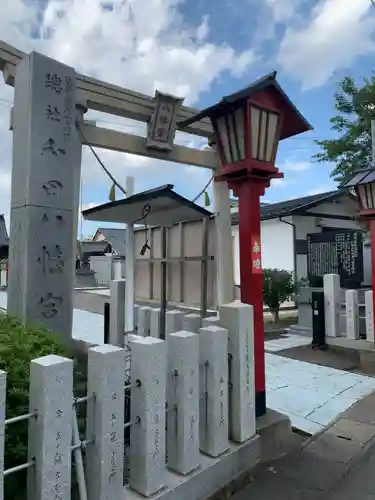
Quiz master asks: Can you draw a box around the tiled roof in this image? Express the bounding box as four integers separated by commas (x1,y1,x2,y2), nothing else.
96,227,126,256
231,190,342,225
0,215,8,248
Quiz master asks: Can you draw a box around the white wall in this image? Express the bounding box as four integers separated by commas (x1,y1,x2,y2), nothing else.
232,218,294,286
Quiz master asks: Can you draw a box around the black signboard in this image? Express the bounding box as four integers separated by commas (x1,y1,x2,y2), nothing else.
307,229,363,288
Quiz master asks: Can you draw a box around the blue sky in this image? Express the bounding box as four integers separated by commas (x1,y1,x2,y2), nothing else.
0,0,374,236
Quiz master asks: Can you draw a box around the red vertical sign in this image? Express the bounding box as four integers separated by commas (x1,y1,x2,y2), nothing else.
251,236,262,274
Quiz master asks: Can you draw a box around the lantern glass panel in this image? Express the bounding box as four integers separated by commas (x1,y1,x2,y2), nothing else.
250,106,260,160
227,113,239,162
265,112,279,162
216,116,231,164
258,110,268,160
250,105,280,162
234,107,245,160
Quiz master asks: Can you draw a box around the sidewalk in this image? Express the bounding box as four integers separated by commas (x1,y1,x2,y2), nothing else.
233,391,375,499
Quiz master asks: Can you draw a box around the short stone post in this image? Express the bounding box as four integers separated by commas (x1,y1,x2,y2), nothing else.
129,336,166,496
165,310,185,335
86,345,126,500
199,326,229,457
134,304,141,333
202,315,220,328
110,279,125,346
346,290,359,340
150,308,161,337
27,355,73,500
138,305,152,336
182,313,201,333
219,302,256,443
365,291,375,343
0,371,6,500
167,331,200,475
324,274,341,337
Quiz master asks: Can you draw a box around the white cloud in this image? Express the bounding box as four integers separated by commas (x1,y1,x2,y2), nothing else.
271,178,289,188
307,183,337,195
265,0,300,23
277,0,375,89
0,0,257,230
280,160,312,172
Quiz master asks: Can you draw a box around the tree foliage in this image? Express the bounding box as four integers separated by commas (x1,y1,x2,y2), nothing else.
262,268,297,322
314,75,375,182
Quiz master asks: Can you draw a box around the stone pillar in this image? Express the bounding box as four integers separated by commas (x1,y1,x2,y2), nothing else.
86,345,125,500
109,279,125,346
0,371,6,500
138,305,152,336
202,315,220,328
182,313,201,333
129,336,166,496
199,325,229,457
150,308,161,337
346,290,359,340
28,355,73,500
365,291,375,343
165,310,184,336
324,274,341,337
219,302,256,443
167,331,200,475
8,51,81,345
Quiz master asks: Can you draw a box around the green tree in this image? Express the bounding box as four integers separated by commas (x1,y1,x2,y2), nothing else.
262,268,297,323
314,75,375,182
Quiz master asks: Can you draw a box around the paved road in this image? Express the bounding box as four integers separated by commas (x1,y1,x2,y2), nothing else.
233,392,375,499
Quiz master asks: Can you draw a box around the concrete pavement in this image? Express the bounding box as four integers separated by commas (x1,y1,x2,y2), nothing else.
231,391,375,499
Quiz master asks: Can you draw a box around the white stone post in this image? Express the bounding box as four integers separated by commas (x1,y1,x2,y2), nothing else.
125,176,135,334
324,274,341,337
202,315,220,328
213,178,235,306
165,310,185,335
150,308,161,337
365,291,375,343
0,371,6,500
27,355,73,500
85,345,125,500
167,331,200,475
138,305,152,336
110,278,125,346
346,290,359,340
219,302,256,443
182,313,201,333
8,51,81,345
129,336,166,496
134,304,141,333
199,325,229,457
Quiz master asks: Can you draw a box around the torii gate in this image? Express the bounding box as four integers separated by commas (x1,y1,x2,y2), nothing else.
0,41,234,339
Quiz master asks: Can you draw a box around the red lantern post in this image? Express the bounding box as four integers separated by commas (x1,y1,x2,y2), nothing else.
179,72,312,416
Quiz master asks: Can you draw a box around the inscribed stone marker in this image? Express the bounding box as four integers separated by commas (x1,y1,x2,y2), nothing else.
129,336,166,496
8,51,81,344
27,355,73,500
167,331,200,474
86,345,125,500
199,325,229,457
219,302,256,443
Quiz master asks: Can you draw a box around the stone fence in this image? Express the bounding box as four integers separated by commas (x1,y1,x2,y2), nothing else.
0,301,258,500
324,274,374,344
